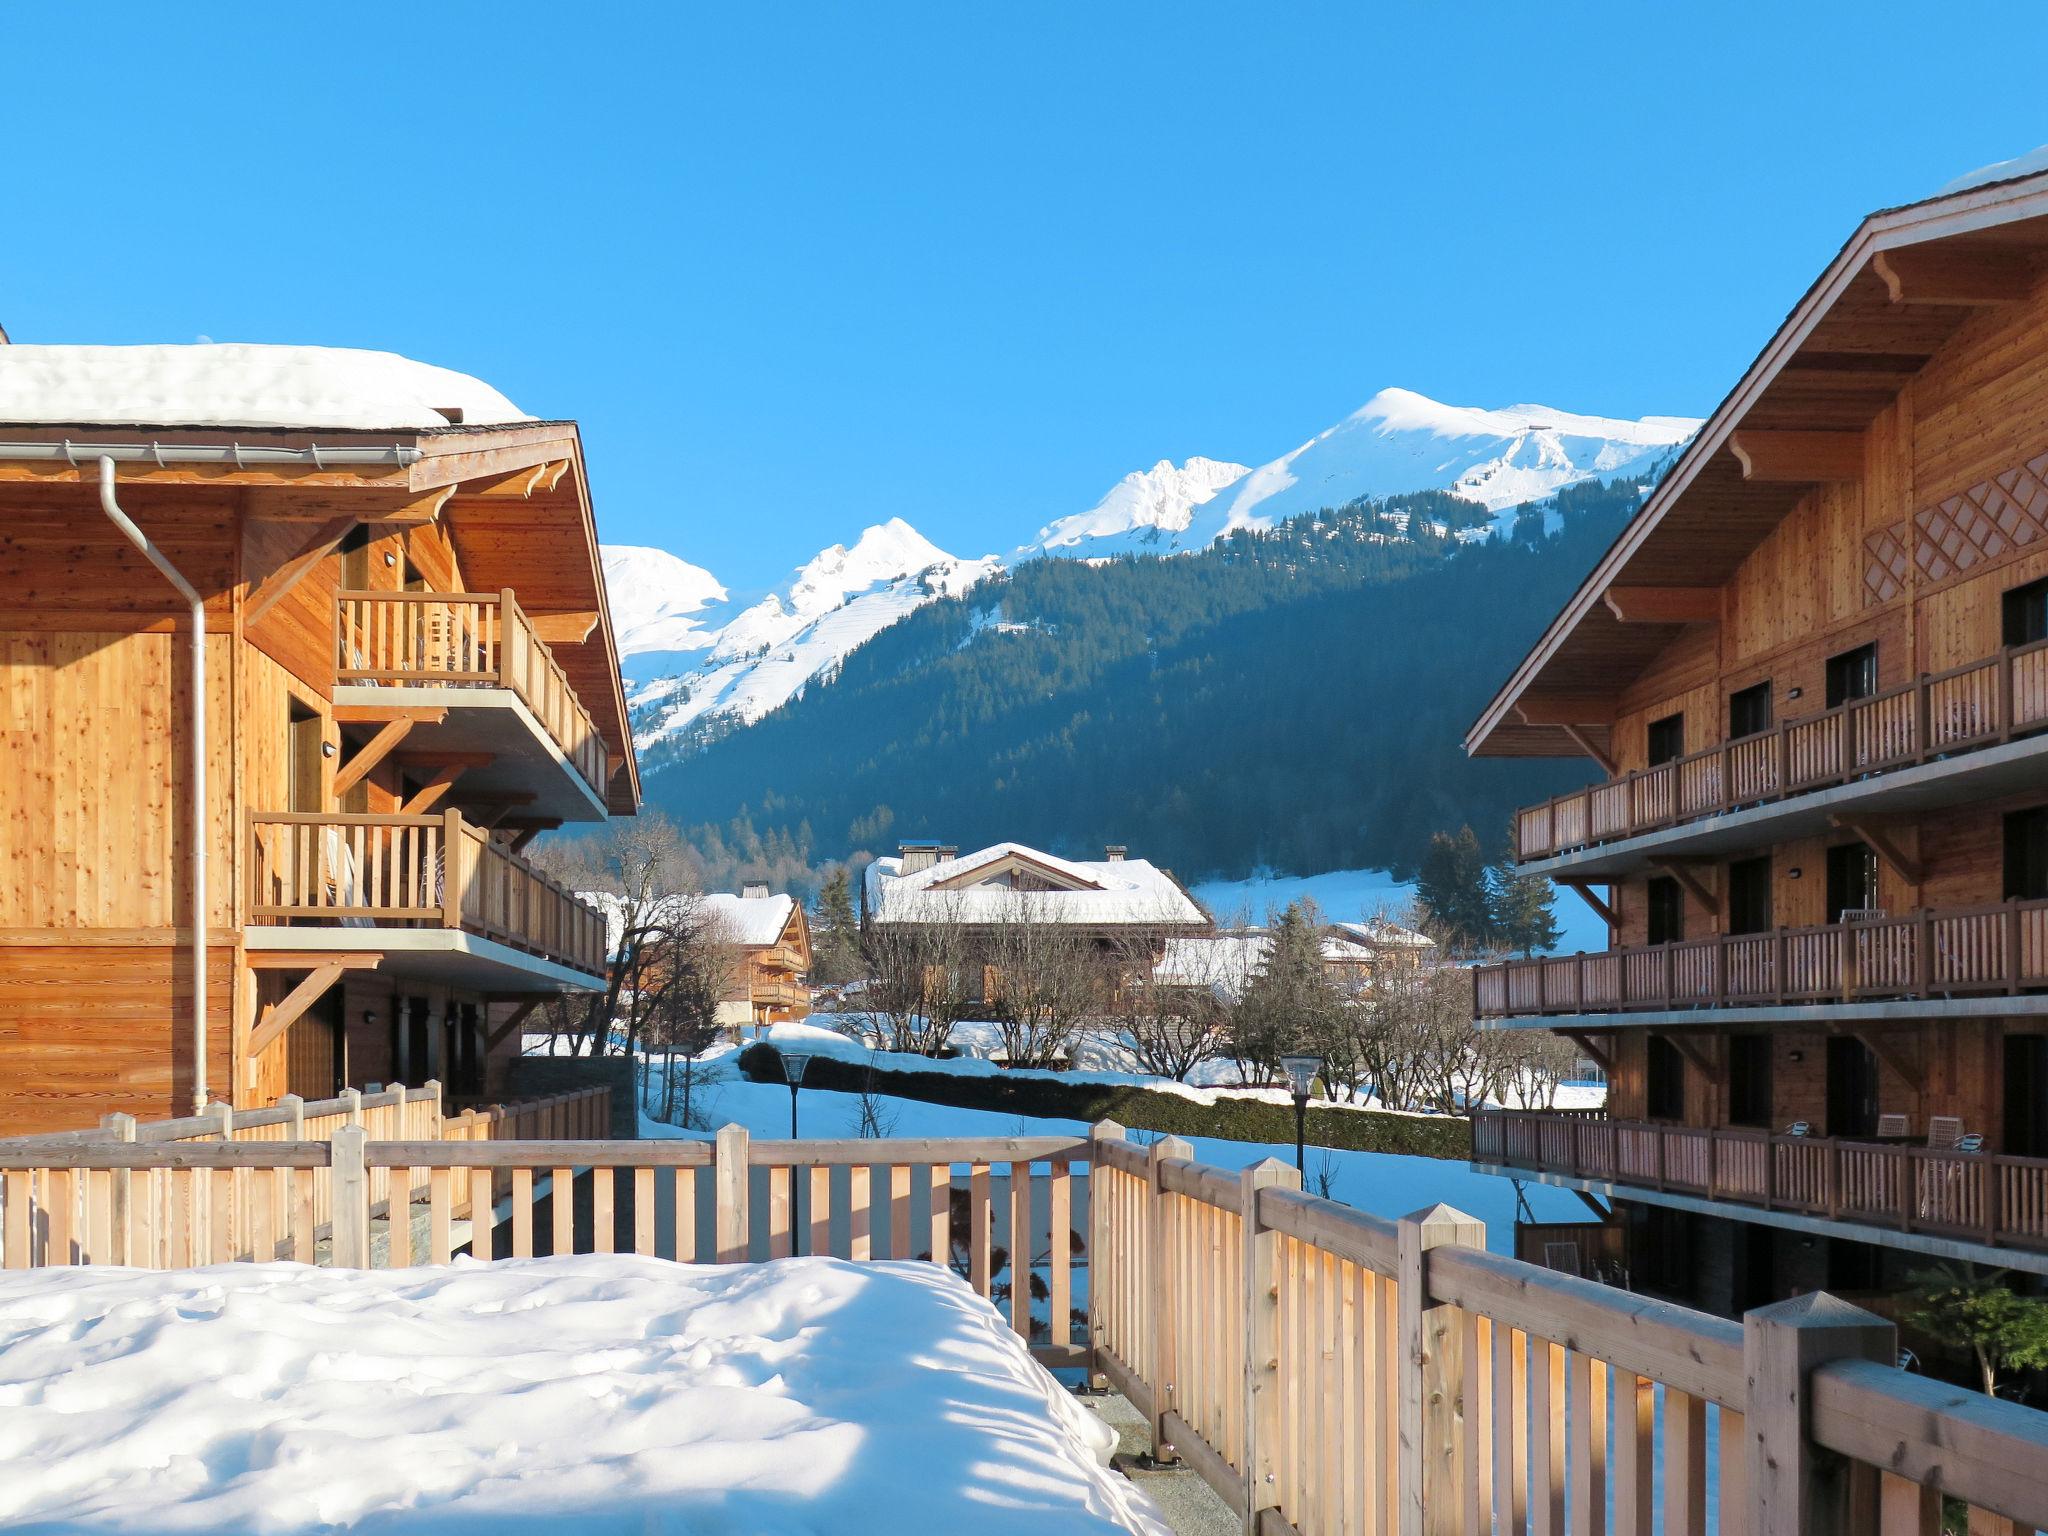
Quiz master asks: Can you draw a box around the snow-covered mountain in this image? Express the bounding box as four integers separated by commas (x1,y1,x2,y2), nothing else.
619,519,999,748
603,388,1700,756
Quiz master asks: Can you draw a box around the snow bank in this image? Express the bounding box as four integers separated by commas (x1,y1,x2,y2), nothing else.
0,343,533,431
0,1256,1167,1536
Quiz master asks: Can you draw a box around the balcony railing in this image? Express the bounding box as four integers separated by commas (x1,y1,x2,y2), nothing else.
248,811,608,976
1473,1107,2048,1254
1515,637,2048,861
1474,897,2048,1017
335,588,610,802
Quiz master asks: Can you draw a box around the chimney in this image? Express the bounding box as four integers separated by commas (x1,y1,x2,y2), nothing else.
899,841,940,875
935,844,958,864
1104,845,1127,863
741,881,770,900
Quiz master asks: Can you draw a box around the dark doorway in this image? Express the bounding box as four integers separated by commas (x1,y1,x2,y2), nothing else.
1727,856,1773,935
1647,1035,1687,1121
1728,681,1774,739
1827,1237,1882,1293
1646,875,1685,945
1826,1035,1880,1139
1825,841,1880,920
1825,642,1879,708
1646,712,1685,767
2006,1035,2048,1158
1733,1224,1776,1312
339,524,372,590
286,983,346,1100
2004,806,2048,901
1636,1205,1694,1299
288,703,324,815
1729,1035,1774,1128
2003,575,2048,648
391,997,432,1086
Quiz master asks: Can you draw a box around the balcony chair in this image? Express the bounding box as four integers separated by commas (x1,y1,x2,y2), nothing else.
1785,1121,1812,1138
1542,1241,1583,1278
1876,1113,1910,1140
1928,1115,1964,1149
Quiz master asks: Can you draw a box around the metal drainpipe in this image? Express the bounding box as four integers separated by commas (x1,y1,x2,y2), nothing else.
96,456,209,1111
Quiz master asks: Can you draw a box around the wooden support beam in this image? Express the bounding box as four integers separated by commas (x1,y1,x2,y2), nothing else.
400,762,468,815
464,462,559,499
1829,816,1923,886
1514,692,1615,726
1851,1028,1925,1093
508,823,559,854
247,951,383,970
248,965,349,1059
243,515,356,626
332,716,414,798
485,1000,544,1053
527,610,602,645
331,704,446,726
1652,859,1722,918
1873,246,2038,307
1562,1029,1616,1075
1664,1031,1720,1081
1560,880,1618,930
1559,723,1619,777
243,484,455,524
0,459,409,490
1728,430,1865,483
1571,1188,1611,1221
1601,586,1721,624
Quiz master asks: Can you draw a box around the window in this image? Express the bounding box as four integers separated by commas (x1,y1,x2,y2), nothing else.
2005,806,2048,901
1645,875,1685,946
1825,642,1878,708
1646,713,1685,767
1647,1035,1686,1121
1825,841,1880,920
2006,1035,2048,1160
2003,576,2048,648
1826,1035,1880,1139
1728,681,1773,739
1727,856,1772,935
1729,1035,1773,1128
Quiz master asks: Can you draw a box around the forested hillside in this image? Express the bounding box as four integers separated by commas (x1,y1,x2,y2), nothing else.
636,479,1647,893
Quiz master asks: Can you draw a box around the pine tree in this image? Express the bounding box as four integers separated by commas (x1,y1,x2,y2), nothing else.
1490,862,1560,957
1234,901,1345,1079
1416,826,1494,952
809,867,863,985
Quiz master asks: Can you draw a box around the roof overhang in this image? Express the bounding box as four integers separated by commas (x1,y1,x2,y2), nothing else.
1466,170,2048,759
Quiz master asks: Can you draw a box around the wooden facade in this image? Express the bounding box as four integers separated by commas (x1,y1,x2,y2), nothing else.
0,393,638,1134
1465,173,2048,1304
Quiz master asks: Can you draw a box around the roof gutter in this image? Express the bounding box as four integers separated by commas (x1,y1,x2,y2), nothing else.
0,439,420,467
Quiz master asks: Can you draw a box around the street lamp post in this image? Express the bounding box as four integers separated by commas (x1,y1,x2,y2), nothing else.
781,1050,812,1138
1280,1053,1322,1178
781,1050,813,1255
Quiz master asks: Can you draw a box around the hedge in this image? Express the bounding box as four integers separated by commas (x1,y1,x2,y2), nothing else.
736,1042,1470,1160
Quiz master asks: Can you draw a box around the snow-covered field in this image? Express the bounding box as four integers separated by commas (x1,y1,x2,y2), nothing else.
1190,865,1610,955
0,1257,1168,1536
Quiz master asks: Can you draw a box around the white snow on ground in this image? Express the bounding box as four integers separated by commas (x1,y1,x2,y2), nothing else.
1190,866,1611,955
0,1257,1169,1536
0,343,532,431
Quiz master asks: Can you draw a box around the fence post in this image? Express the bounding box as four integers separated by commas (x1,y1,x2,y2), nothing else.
342,1087,362,1128
1240,1156,1299,1536
103,1113,138,1266
1743,1292,1894,1535
1148,1134,1193,1462
1397,1203,1486,1536
1087,1120,1124,1391
278,1094,304,1141
716,1123,750,1263
331,1125,371,1268
208,1100,234,1140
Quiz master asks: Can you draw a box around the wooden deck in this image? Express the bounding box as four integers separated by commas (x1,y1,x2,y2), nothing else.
1514,637,2048,862
1472,1108,2048,1258
1474,896,2048,1018
335,588,609,802
248,810,608,976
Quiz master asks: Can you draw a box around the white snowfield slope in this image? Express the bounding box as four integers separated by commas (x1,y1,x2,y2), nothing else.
0,1256,1168,1536
0,343,532,430
621,517,998,747
600,544,729,655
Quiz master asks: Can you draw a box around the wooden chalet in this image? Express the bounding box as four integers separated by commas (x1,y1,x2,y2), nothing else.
704,886,811,1029
1464,166,2048,1308
0,343,638,1134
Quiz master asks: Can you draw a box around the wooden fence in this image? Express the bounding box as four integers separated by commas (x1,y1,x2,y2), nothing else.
1089,1123,2048,1536
1514,636,2048,861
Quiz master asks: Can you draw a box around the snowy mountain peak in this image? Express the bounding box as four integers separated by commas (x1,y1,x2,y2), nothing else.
602,545,729,657
1027,455,1251,555
789,518,953,616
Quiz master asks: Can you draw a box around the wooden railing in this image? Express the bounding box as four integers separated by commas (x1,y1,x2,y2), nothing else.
247,810,608,975
1473,1108,2048,1256
1474,896,2048,1018
335,588,609,801
1515,636,2048,861
1090,1123,2048,1536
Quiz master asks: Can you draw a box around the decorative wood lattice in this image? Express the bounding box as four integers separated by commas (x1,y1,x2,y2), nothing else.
1862,448,2048,604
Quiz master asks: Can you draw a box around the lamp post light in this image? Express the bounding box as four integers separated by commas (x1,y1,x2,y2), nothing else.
781,1051,812,1138
781,1050,813,1257
1280,1053,1322,1177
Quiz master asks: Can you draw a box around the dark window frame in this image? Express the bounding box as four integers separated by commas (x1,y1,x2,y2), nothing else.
1646,712,1686,768
2003,575,2048,649
1728,680,1773,739
1825,642,1879,709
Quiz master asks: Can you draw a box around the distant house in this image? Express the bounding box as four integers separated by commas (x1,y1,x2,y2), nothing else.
1153,918,1435,1002
703,885,811,1029
862,841,1208,933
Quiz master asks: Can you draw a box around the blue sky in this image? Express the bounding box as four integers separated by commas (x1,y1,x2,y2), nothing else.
4,3,2046,591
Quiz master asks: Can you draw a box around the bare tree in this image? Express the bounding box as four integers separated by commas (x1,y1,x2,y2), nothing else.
983,894,1106,1069
641,903,745,1128
859,893,973,1055
1109,929,1229,1081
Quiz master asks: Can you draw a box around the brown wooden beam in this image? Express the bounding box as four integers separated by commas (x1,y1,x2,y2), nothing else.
1873,246,2038,307
485,1000,544,1053
247,951,383,970
1829,816,1923,886
509,823,559,854
401,762,468,815
333,717,415,798
332,704,446,726
1558,724,1619,777
1664,1031,1720,1081
1562,1029,1615,1075
243,515,356,626
1728,430,1864,483
1601,586,1721,625
248,964,350,1059
242,484,455,524
1559,880,1617,930
527,611,601,645
1652,859,1721,919
1514,693,1615,727
1851,1028,1924,1093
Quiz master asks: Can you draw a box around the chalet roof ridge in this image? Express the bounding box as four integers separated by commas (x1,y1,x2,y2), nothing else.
1464,162,2048,758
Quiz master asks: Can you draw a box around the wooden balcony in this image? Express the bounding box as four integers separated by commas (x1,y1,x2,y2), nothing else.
335,589,609,805
248,811,607,978
1473,1107,2048,1256
1515,637,2048,862
1474,898,2048,1019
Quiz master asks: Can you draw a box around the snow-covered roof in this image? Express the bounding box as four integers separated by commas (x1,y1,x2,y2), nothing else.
864,842,1205,927
1334,918,1435,950
698,891,798,947
0,343,534,431
1152,922,1431,1000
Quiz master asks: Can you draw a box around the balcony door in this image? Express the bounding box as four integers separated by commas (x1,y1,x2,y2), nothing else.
1646,712,1685,767
1646,1035,1686,1121
2007,1035,2048,1158
1645,876,1685,946
1826,1035,1880,1139
1825,841,1880,921
288,703,324,815
2004,806,2048,901
1727,856,1772,935
1728,1034,1773,1128
1825,642,1878,708
1728,681,1773,739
